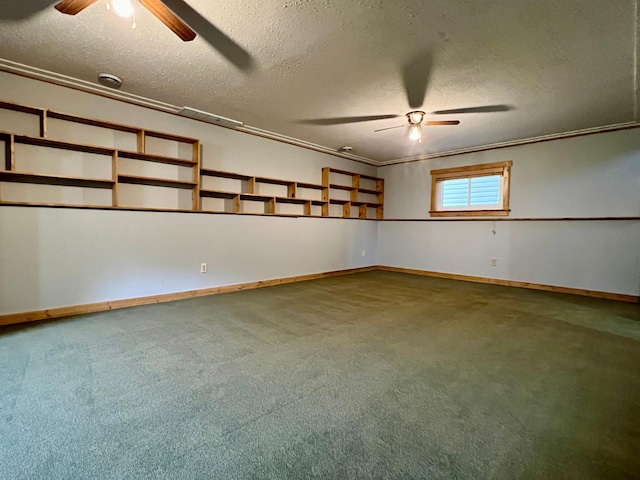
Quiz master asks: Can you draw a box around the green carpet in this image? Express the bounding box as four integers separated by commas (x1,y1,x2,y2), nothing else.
1,271,639,479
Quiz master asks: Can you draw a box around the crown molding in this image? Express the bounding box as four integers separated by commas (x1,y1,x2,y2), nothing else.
2,58,637,169
378,122,640,167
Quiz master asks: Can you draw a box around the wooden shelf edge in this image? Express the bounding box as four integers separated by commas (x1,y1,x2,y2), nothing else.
330,183,356,191
0,171,114,189
358,187,381,195
200,168,253,180
118,150,196,167
326,167,381,181
10,133,116,156
276,197,327,205
143,129,199,144
118,174,196,189
0,100,44,116
296,182,325,190
47,110,140,134
254,176,293,186
0,202,381,220
200,189,239,199
47,110,199,144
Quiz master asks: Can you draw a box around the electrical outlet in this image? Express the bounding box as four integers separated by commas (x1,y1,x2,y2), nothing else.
490,258,497,267
200,263,207,273
362,249,366,257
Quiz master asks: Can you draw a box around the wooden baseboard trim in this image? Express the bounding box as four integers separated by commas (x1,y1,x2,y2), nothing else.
376,266,640,303
3,264,636,327
0,266,376,327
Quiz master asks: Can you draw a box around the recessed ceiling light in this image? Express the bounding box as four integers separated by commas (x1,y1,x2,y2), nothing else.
98,73,123,89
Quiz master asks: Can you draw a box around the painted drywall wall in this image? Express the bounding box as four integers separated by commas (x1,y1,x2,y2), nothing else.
378,130,640,296
0,72,378,315
0,208,377,314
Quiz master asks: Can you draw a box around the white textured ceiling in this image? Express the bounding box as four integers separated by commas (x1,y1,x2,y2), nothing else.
0,0,638,164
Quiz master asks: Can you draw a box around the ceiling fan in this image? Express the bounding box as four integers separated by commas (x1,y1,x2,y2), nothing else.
55,0,196,40
54,0,255,71
299,52,513,143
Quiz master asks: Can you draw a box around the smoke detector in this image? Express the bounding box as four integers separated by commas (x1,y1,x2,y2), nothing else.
338,146,353,152
98,73,123,89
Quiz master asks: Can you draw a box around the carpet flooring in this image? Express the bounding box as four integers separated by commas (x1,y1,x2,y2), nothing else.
1,271,639,479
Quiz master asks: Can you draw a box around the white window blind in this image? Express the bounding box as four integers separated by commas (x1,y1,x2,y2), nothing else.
441,175,501,208
430,161,511,217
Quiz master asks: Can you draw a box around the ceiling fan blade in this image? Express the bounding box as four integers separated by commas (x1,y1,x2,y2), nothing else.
139,0,196,41
298,114,401,126
159,0,255,71
401,50,434,110
374,125,406,133
55,0,99,15
0,0,54,19
432,105,513,115
426,120,460,126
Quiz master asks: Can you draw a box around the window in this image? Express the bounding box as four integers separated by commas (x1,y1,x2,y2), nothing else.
430,161,512,216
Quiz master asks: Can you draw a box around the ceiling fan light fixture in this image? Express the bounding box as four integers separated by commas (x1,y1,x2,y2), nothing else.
409,124,422,142
108,0,136,18
407,110,425,125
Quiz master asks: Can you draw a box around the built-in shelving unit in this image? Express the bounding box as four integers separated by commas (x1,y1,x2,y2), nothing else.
199,168,328,216
322,167,384,219
0,100,384,219
0,100,200,210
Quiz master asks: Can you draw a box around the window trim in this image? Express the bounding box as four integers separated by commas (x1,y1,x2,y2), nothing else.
429,161,512,217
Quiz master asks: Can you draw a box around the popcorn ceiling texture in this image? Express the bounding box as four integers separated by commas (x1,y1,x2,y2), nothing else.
0,0,637,163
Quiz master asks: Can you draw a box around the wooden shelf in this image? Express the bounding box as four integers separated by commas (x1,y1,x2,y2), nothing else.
118,175,196,189
0,100,383,219
198,169,330,218
200,189,239,199
14,134,115,156
47,110,198,144
0,171,114,189
200,168,252,181
239,193,276,202
1,100,201,210
330,183,355,191
296,181,325,190
323,167,384,220
143,130,199,144
255,176,292,186
0,101,45,116
47,111,140,134
325,167,379,181
118,150,196,167
357,187,381,195
277,197,326,206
